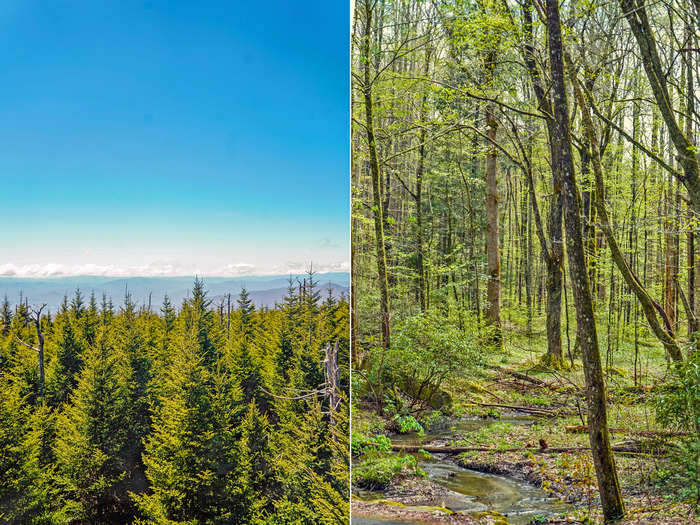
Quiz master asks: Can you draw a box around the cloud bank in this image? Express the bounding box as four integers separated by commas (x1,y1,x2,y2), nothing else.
0,260,350,278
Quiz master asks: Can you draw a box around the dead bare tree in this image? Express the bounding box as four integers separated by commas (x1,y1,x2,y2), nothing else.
261,340,343,427
15,303,47,401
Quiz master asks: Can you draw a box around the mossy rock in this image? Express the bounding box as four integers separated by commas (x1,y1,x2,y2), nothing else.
413,505,454,514
374,499,406,508
396,381,453,410
606,367,626,377
538,353,569,370
429,389,453,409
473,510,509,524
463,380,489,394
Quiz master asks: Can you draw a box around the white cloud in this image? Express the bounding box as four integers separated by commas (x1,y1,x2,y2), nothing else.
216,262,256,276
0,261,255,278
269,260,350,275
0,263,65,277
316,261,350,273
0,259,349,278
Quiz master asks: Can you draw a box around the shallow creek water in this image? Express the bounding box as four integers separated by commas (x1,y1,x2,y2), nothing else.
353,417,571,525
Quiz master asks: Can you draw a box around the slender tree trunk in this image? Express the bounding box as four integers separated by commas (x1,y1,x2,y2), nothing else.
484,52,502,346
547,1,625,520
684,24,697,336
35,316,45,401
361,0,391,411
415,43,432,312
520,0,563,365
664,175,677,331
470,109,482,321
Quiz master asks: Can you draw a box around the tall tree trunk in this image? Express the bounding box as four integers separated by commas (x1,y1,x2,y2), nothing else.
664,176,676,332
684,22,697,336
546,0,625,520
415,43,432,312
361,0,391,405
484,51,502,346
520,0,563,365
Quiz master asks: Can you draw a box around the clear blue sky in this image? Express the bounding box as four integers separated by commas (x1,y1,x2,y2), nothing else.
0,1,349,277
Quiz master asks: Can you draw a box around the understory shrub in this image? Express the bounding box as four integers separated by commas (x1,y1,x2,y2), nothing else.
655,347,700,505
383,311,476,408
393,414,424,435
351,432,391,455
352,453,422,489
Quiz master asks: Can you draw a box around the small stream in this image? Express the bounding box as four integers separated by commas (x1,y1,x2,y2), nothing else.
353,417,571,525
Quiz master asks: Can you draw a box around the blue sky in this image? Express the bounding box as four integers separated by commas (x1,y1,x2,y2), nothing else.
0,1,349,277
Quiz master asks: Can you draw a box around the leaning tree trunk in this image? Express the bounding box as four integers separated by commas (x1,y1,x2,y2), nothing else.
620,0,700,215
546,0,625,520
569,67,685,364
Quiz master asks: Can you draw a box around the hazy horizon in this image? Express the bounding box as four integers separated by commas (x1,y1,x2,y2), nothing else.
0,272,350,311
0,261,350,279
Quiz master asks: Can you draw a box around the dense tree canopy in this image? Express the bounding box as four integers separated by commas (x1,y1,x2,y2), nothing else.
352,0,698,520
0,275,349,524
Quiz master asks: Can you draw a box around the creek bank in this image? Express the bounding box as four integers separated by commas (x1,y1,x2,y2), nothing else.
352,499,481,524
354,416,574,524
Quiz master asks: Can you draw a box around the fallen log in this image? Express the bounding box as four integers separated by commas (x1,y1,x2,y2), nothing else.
565,425,690,437
391,444,645,455
475,402,555,416
485,365,546,385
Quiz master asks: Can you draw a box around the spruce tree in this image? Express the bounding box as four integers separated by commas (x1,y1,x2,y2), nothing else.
237,287,256,341
230,289,269,410
115,291,151,484
84,291,99,345
181,278,218,365
100,293,114,326
16,404,58,524
0,379,29,522
69,289,85,319
275,281,301,385
270,400,349,525
1,295,12,336
53,329,134,523
137,329,242,524
47,311,84,406
236,401,273,523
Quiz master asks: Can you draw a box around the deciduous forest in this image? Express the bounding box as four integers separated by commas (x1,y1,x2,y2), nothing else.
0,276,349,524
351,0,700,523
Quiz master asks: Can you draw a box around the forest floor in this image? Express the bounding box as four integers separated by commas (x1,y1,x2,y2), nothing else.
352,322,700,525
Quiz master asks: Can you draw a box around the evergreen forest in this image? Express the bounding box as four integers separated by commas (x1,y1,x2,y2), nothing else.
351,0,700,523
0,275,349,524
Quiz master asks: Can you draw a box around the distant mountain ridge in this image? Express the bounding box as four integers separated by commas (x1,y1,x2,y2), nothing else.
0,273,349,313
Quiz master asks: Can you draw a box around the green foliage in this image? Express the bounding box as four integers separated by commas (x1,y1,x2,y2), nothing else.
351,432,391,455
0,380,29,522
52,329,134,523
393,414,425,435
0,280,349,523
384,311,476,407
655,348,700,504
352,453,422,489
656,349,700,433
422,409,447,431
